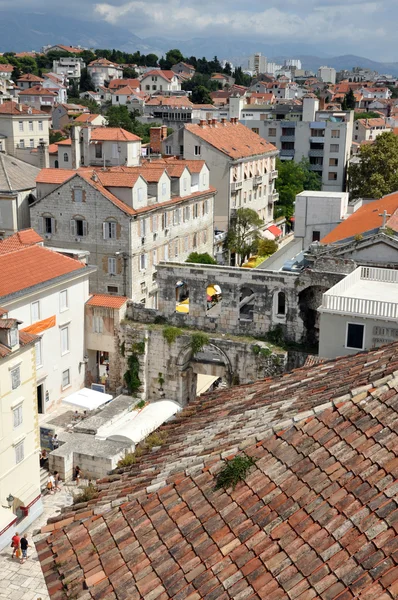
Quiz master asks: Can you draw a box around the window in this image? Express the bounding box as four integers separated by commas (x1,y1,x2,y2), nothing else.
193,233,198,248
103,221,117,239
329,158,338,166
193,203,199,219
153,249,157,265
107,285,119,294
62,368,70,389
70,218,87,237
15,441,24,464
74,188,83,202
328,172,338,181
60,290,68,311
146,85,150,91
140,218,147,237
330,144,339,152
183,178,188,192
312,231,321,242
184,206,190,222
31,301,40,322
346,323,365,350
194,145,201,156
173,209,180,226
19,139,24,148
277,292,286,316
331,130,340,138
61,326,69,355
137,187,144,202
42,216,55,234
140,253,147,271
108,257,116,275
38,120,43,131
165,145,172,155
13,405,23,428
28,120,33,131
203,200,209,215
152,215,157,232
18,121,23,132
11,366,20,390
33,339,42,369
164,244,169,260
162,182,167,196
93,315,103,333
268,128,276,137
180,145,184,155
9,328,18,347
252,127,259,134
29,139,34,148
161,213,167,230
184,236,189,252
95,144,102,158
203,229,207,244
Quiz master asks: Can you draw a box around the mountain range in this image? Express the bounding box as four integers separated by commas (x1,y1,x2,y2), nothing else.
1,11,398,76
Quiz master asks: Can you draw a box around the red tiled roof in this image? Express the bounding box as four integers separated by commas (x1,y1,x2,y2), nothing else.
50,45,84,54
17,73,44,82
48,143,59,154
0,102,47,115
88,58,120,68
90,127,141,142
356,117,388,129
111,85,140,96
142,69,176,82
86,294,127,309
18,86,57,97
37,341,398,599
56,138,71,146
73,113,102,123
146,96,193,107
185,121,277,159
96,171,143,188
0,64,14,72
0,229,43,255
268,224,282,236
0,245,85,298
108,78,140,90
0,328,38,358
322,192,398,243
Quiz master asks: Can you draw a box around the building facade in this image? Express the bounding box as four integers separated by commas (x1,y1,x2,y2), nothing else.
140,70,181,94
0,102,50,157
317,66,337,84
88,59,123,87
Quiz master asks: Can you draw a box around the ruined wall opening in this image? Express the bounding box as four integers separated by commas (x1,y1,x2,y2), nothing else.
298,285,328,348
206,284,222,317
175,280,190,314
239,286,255,322
277,292,286,316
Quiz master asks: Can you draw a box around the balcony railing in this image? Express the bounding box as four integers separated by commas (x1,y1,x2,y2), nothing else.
309,149,324,157
231,181,243,192
270,170,278,179
280,135,295,142
280,149,295,157
253,175,263,186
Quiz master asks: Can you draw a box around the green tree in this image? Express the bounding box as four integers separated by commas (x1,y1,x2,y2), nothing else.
145,53,158,67
223,62,232,76
123,67,138,79
225,208,263,265
233,66,251,87
67,97,99,113
342,89,355,110
348,131,398,199
49,130,67,144
258,239,278,256
275,158,321,219
105,105,134,132
191,85,213,104
354,111,381,120
159,49,185,69
186,252,217,264
79,67,94,92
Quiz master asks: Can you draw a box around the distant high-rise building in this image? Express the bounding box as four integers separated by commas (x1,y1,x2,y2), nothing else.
248,53,267,75
318,66,337,84
284,59,302,70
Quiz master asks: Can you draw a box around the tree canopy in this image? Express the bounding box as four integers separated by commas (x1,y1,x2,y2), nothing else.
186,252,217,265
104,106,170,143
348,131,398,199
275,158,322,219
225,208,263,265
342,89,356,110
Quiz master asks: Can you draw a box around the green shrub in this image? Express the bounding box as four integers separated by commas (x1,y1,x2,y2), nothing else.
144,431,168,449
191,332,209,354
186,252,217,265
163,326,183,344
135,400,146,409
124,354,141,394
74,483,99,503
215,454,256,490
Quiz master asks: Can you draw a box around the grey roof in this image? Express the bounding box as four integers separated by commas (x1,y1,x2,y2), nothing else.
0,153,40,193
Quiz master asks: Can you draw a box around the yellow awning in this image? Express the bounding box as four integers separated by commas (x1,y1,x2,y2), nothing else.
180,298,189,305
207,286,217,296
176,304,189,313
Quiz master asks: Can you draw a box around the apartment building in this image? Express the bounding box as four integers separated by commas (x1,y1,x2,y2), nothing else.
18,86,58,110
16,73,44,90
353,117,391,143
0,312,41,551
0,231,95,414
87,58,123,87
0,102,50,155
317,66,336,84
30,160,214,306
163,119,278,230
248,53,267,75
240,96,354,192
52,57,85,80
140,70,181,94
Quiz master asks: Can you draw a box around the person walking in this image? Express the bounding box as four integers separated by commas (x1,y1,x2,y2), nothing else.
54,471,61,492
73,465,81,486
47,473,55,494
20,535,30,564
11,532,20,559
51,434,59,450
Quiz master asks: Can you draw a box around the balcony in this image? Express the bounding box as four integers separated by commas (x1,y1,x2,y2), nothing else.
309,164,323,171
280,135,295,142
308,149,324,158
320,266,398,319
231,181,243,192
253,175,263,186
270,191,279,203
280,149,295,157
270,170,278,179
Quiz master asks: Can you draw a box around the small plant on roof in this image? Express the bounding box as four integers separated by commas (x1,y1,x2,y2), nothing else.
74,483,99,503
135,400,146,409
191,332,209,355
163,325,183,344
215,454,256,491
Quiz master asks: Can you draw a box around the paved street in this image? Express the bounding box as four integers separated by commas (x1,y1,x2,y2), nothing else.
0,486,74,600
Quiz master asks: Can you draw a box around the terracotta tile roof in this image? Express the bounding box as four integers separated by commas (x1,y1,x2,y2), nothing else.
185,121,277,160
36,168,76,184
37,341,398,600
142,69,176,82
88,58,120,68
96,171,143,188
0,328,38,358
0,229,43,255
86,294,127,309
0,102,47,116
22,315,56,335
89,127,141,142
0,246,85,299
108,78,140,90
56,138,71,146
146,96,193,107
51,45,84,54
356,117,388,129
322,192,398,243
48,143,58,154
0,318,21,329
0,64,14,72
18,85,57,97
17,73,44,82
73,113,101,123
111,85,141,97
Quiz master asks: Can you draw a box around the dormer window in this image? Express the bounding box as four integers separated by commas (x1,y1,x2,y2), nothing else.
9,327,18,348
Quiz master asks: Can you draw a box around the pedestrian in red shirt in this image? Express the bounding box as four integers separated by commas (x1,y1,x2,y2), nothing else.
11,532,20,558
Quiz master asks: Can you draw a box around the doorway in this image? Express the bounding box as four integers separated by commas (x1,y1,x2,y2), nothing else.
37,384,44,414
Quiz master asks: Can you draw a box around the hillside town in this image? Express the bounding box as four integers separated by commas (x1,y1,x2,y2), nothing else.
3,37,398,600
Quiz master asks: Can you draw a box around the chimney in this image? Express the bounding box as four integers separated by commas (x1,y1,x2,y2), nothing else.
161,125,168,140
221,118,226,125
211,118,217,126
207,119,212,127
150,126,162,154
199,119,206,127
92,171,98,182
37,141,49,169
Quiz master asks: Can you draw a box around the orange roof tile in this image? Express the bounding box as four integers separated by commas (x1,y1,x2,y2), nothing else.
356,117,387,128
146,96,193,107
51,45,84,54
36,169,76,184
0,102,47,116
96,171,143,188
73,113,102,123
17,73,43,82
56,138,71,146
0,64,14,72
322,192,398,243
19,86,57,97
142,69,176,82
0,229,43,255
185,121,277,159
86,294,127,309
22,315,56,334
0,328,38,358
48,143,59,154
0,245,85,298
88,58,120,67
108,78,140,90
90,127,141,142
111,85,140,97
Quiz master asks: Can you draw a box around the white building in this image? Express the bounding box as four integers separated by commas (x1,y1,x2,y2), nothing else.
0,155,39,235
0,312,42,551
0,102,50,163
317,66,337,84
140,70,181,94
163,119,279,231
353,117,391,143
248,53,267,75
284,59,302,70
88,58,123,87
69,126,142,169
294,191,349,248
319,266,398,359
52,57,85,80
0,232,96,414
18,86,58,110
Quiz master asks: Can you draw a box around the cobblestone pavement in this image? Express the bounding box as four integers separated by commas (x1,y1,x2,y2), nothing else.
0,485,75,600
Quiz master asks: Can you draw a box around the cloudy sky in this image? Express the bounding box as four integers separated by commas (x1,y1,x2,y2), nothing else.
0,0,395,61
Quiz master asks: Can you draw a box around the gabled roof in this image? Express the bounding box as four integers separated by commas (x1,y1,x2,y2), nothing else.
356,117,388,128
108,78,140,90
0,153,40,192
0,328,38,358
0,245,85,299
0,64,14,73
17,73,44,82
96,171,143,188
73,113,102,123
18,85,57,97
111,85,140,96
322,192,398,244
0,101,47,116
142,69,176,82
0,229,43,255
185,121,277,160
90,127,141,142
86,294,127,309
146,96,193,107
37,340,398,599
49,44,84,53
88,58,121,68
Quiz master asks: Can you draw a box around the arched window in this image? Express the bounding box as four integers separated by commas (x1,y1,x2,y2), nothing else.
277,292,286,316
54,160,59,168
176,280,189,314
63,153,69,162
239,286,255,322
206,283,222,317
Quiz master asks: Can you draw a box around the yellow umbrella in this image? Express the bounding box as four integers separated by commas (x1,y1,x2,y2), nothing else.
207,285,217,296
176,304,189,313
